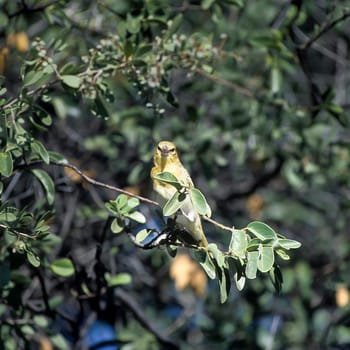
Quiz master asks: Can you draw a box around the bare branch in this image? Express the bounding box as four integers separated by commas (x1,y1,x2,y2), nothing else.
301,10,350,50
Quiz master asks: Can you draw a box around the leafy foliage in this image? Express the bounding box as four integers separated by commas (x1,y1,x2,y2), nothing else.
0,0,349,349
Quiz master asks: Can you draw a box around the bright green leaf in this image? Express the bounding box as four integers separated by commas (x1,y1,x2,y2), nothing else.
135,229,152,243
111,218,124,234
208,243,225,268
278,238,302,249
0,152,13,176
234,272,246,291
126,211,146,223
106,272,132,286
257,244,275,272
61,75,81,88
23,70,45,88
50,258,74,277
247,221,277,241
246,250,259,279
229,229,247,258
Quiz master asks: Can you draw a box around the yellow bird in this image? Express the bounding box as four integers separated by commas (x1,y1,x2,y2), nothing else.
151,141,208,248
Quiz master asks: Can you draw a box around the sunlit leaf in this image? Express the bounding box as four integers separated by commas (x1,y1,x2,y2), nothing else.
163,191,186,216
257,244,275,272
31,169,55,205
247,221,277,241
50,258,74,277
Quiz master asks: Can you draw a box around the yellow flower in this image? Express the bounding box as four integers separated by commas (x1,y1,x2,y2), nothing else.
151,141,208,248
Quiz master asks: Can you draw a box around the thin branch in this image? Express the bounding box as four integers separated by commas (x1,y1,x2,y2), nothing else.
115,289,180,350
193,68,254,98
203,216,232,232
301,10,350,50
0,223,36,240
52,161,160,206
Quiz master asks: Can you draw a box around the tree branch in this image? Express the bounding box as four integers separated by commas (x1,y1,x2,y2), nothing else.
300,10,350,50
193,68,254,98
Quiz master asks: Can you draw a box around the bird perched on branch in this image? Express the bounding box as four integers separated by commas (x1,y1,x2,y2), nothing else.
151,140,208,248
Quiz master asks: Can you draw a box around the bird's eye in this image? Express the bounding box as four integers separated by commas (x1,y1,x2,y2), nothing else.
157,146,162,152
169,148,175,152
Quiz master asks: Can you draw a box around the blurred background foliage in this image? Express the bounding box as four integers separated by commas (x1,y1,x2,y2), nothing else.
1,0,350,349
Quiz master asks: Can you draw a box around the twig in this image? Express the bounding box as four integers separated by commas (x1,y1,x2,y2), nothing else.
115,289,180,350
0,223,36,240
51,161,160,206
34,268,54,317
301,10,350,50
203,216,232,232
193,68,254,97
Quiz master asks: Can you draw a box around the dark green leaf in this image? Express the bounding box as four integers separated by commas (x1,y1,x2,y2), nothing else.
26,250,40,267
31,169,55,205
23,70,45,88
164,14,183,41
31,140,50,164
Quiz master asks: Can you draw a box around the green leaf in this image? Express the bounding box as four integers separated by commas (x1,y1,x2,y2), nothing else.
106,272,132,286
111,218,124,234
135,228,152,243
202,0,215,9
31,140,50,164
164,14,183,41
23,70,45,88
270,265,283,293
0,152,12,176
31,169,55,205
275,249,290,260
50,258,74,277
127,197,140,209
271,66,281,94
257,244,275,272
163,191,186,216
234,272,246,291
126,211,146,223
208,243,226,268
26,250,40,267
33,315,48,328
229,229,247,258
116,194,129,207
190,188,212,217
200,253,216,279
218,267,230,303
153,172,182,190
247,221,277,241
245,250,259,279
61,75,81,88
49,151,67,164
126,14,141,34
277,238,301,249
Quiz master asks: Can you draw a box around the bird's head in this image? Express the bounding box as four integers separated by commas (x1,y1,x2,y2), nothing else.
153,141,179,169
